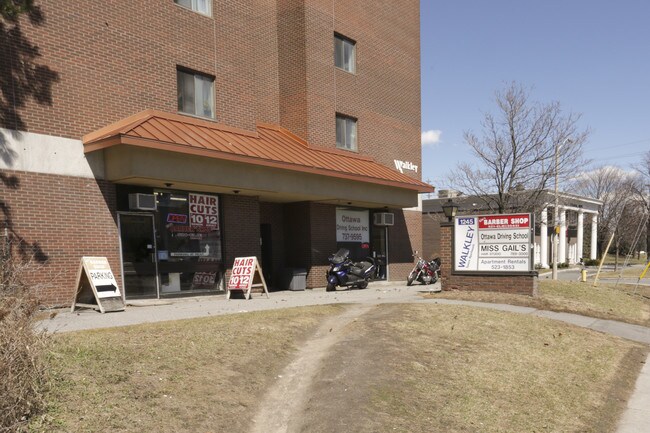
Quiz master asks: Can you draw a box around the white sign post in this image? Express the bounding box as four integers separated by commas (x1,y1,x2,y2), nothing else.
454,213,533,273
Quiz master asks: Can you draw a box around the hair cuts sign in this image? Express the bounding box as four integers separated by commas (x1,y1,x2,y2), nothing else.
336,209,369,243
189,193,219,229
226,256,269,300
454,213,533,272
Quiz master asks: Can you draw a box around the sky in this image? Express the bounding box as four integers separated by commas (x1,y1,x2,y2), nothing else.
420,0,650,192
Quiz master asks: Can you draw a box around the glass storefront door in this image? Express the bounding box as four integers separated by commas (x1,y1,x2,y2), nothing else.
154,190,223,294
118,213,158,298
116,187,225,297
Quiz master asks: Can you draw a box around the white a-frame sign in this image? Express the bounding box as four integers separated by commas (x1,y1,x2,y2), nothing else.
226,256,269,300
71,257,125,313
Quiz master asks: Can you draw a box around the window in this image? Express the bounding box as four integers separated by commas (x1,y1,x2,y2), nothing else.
336,114,357,151
174,0,211,16
334,34,356,73
177,69,215,119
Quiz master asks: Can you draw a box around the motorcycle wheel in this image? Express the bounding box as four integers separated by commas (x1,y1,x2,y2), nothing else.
358,280,368,289
326,282,336,292
406,271,416,286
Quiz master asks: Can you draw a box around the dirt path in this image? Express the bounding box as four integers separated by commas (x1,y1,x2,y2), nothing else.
249,303,376,433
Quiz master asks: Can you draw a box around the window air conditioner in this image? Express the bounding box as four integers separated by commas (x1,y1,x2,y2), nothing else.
373,212,394,226
128,193,157,211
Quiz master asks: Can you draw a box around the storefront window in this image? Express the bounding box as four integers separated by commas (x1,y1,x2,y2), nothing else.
155,190,223,293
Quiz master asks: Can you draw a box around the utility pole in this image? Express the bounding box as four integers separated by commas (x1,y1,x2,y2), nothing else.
552,142,560,280
552,138,572,280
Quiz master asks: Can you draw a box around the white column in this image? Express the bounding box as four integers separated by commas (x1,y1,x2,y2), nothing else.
559,209,567,264
590,214,598,259
577,211,584,262
540,207,549,268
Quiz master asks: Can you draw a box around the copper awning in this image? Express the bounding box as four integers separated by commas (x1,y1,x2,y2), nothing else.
83,110,433,207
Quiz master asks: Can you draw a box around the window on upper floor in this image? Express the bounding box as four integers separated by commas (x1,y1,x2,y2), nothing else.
336,114,357,151
177,69,215,119
334,33,356,73
174,0,211,16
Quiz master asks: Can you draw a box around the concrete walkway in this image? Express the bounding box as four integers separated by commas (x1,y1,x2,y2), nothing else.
39,281,650,433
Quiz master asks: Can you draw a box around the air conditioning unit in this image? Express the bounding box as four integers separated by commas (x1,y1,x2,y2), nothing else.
374,212,394,226
128,193,157,211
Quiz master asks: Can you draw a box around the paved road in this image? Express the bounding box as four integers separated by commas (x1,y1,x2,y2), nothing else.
39,280,650,433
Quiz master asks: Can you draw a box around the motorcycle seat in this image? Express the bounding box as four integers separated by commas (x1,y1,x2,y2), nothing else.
355,261,373,273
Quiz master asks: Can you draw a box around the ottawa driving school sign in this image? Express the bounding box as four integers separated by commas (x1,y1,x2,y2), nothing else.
453,213,533,273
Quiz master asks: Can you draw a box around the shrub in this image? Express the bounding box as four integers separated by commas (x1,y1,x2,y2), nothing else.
0,237,50,432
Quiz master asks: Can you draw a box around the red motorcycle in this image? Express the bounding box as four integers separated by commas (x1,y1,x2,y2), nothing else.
407,252,441,286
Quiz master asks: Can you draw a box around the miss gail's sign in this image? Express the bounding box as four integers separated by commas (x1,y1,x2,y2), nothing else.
454,213,533,273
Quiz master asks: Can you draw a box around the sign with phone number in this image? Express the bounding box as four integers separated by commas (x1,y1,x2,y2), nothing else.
335,209,369,243
454,213,532,272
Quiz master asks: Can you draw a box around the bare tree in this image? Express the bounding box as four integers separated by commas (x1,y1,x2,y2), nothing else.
448,82,589,214
571,166,639,265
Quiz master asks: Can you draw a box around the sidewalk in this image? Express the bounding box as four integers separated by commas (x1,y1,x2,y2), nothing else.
38,281,650,433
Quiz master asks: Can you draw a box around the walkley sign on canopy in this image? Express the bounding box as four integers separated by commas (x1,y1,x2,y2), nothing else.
453,213,533,273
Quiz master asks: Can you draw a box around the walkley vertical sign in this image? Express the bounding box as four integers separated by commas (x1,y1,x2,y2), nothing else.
454,213,533,272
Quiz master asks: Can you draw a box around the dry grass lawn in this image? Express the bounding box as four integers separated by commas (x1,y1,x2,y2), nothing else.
30,302,647,433
32,305,344,432
303,304,647,433
431,279,650,326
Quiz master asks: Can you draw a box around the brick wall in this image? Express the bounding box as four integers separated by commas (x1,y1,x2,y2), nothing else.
275,0,422,180
2,170,120,306
2,0,425,299
388,208,422,280
1,0,275,138
302,0,421,175
439,223,538,296
3,0,420,172
306,202,336,288
260,202,285,289
221,194,261,280
422,213,443,261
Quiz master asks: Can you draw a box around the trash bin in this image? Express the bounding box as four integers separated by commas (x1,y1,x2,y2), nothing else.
288,268,307,291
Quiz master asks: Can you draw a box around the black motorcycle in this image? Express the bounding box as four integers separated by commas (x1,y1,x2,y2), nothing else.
326,248,376,292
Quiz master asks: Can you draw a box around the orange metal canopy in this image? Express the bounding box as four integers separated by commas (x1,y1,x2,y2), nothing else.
83,110,434,193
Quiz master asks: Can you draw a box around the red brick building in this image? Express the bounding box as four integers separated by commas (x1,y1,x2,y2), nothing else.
1,0,431,305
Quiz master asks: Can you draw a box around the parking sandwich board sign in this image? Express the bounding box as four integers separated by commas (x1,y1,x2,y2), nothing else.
71,257,125,313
